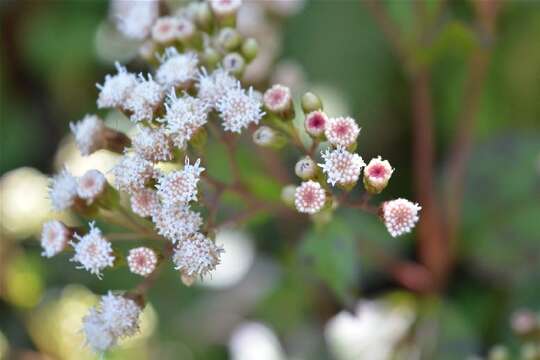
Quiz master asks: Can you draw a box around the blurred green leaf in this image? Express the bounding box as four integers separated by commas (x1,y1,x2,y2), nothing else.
299,217,360,301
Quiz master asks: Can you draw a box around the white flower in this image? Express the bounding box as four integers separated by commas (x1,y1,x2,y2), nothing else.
172,232,224,285
82,292,142,352
151,16,181,44
216,87,264,133
363,156,394,194
156,157,204,206
70,222,115,278
162,91,209,148
96,62,137,109
209,0,243,18
113,0,158,40
130,188,160,218
294,180,326,214
49,168,78,211
382,199,421,237
40,220,71,257
127,247,158,276
112,155,156,194
132,125,173,162
99,292,141,338
196,68,239,108
263,84,292,113
82,308,117,353
319,147,365,186
77,169,107,202
152,204,202,243
156,48,198,89
305,110,328,137
325,116,360,147
123,74,163,123
70,114,106,156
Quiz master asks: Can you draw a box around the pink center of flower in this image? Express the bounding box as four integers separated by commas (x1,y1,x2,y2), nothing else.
81,177,95,189
134,254,147,268
369,164,386,178
334,122,350,136
159,23,171,33
302,189,316,204
269,91,284,105
309,114,325,129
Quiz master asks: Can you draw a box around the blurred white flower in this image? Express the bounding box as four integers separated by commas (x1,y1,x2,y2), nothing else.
229,322,286,360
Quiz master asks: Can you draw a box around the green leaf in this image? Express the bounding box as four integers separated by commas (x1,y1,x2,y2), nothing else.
299,217,360,302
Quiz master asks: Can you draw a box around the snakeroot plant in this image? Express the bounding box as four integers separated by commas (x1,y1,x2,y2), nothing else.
41,0,420,353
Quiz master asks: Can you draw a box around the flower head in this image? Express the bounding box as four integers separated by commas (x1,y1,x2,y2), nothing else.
114,0,158,40
222,52,245,74
127,247,158,276
77,169,107,202
325,116,360,147
94,292,141,338
382,199,421,237
172,232,224,285
130,188,160,218
156,158,204,206
152,204,202,242
294,180,326,214
196,68,239,108
305,110,328,137
70,222,115,278
112,155,156,194
40,220,71,257
82,308,116,353
263,84,292,114
151,16,181,44
209,0,243,18
96,62,138,109
123,74,163,122
132,125,174,162
70,115,106,156
216,87,264,133
49,168,79,211
295,156,317,180
363,156,393,194
162,91,209,148
156,48,198,89
319,147,365,186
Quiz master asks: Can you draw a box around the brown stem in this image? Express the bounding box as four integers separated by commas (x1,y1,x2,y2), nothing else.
411,70,448,289
444,0,498,261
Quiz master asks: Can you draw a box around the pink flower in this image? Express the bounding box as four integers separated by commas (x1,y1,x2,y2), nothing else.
325,116,360,147
127,247,158,276
382,199,421,237
304,111,328,137
363,156,394,194
294,180,326,214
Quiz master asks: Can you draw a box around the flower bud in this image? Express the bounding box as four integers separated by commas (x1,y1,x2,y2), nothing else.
280,184,296,207
195,2,213,30
222,52,245,76
295,156,317,180
40,220,74,258
263,84,294,120
363,156,394,194
488,345,509,360
218,27,242,51
304,110,328,138
252,126,285,148
241,38,258,62
202,47,221,68
209,0,242,26
301,91,322,114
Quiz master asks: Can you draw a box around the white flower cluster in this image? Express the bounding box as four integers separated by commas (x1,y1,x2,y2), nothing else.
70,222,115,278
82,292,142,352
382,199,421,237
49,168,108,211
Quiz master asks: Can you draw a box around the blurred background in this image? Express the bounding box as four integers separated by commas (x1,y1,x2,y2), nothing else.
1,0,540,359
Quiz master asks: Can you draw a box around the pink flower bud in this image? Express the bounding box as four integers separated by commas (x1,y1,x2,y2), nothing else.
127,247,158,277
294,180,326,214
304,111,328,138
363,156,394,194
381,199,421,237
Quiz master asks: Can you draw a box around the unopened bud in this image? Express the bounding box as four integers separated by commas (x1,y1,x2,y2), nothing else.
222,52,245,75
195,2,213,30
295,156,317,180
304,110,328,138
209,0,241,26
281,184,296,207
301,91,322,114
263,84,294,120
241,38,258,62
202,47,221,68
363,156,394,194
218,27,242,51
252,126,285,148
